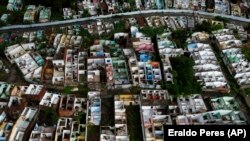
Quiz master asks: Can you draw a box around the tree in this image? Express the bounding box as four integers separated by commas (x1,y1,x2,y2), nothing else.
8,10,24,24
211,24,223,31
214,16,228,23
62,86,73,94
114,20,126,33
83,9,90,17
39,107,58,126
171,29,188,49
245,23,250,34
140,26,166,37
242,43,250,61
79,28,95,48
169,56,202,95
0,20,6,27
195,21,212,33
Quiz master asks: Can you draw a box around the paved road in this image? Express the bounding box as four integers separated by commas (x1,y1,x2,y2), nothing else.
0,9,250,32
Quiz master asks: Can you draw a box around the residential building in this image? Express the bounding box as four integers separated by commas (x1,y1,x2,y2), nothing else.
87,91,101,125
39,7,51,23
0,111,13,140
100,126,115,141
187,42,229,92
58,95,85,117
222,48,250,86
23,5,38,23
189,0,206,11
63,8,74,20
0,82,12,111
202,110,247,125
214,0,230,15
39,91,60,109
0,14,9,23
22,84,46,105
213,29,250,87
15,53,43,82
54,118,72,141
231,3,242,16
52,34,85,86
70,120,86,141
114,94,139,141
127,36,163,89
4,43,44,82
41,59,54,84
141,105,172,140
140,89,169,104
8,107,39,141
174,0,190,9
83,21,114,36
145,16,165,27
52,45,65,85
29,125,55,141
157,32,184,83
7,86,28,121
211,96,239,111
177,94,207,114
64,48,80,86
7,0,22,11
5,43,35,64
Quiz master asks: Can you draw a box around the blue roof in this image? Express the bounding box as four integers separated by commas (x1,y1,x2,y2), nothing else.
140,53,152,62
147,75,153,80
187,43,197,49
156,0,164,9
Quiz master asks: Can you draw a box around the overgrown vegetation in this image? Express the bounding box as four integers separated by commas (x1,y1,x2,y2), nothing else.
245,23,250,34
171,29,189,49
168,56,202,96
62,86,73,94
126,105,143,141
195,21,223,33
140,26,166,37
214,16,229,23
38,107,58,126
242,43,250,62
78,84,89,98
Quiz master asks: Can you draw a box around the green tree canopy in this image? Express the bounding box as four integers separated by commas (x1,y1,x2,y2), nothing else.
242,43,250,62
171,29,188,49
168,56,202,96
38,107,58,126
140,26,165,37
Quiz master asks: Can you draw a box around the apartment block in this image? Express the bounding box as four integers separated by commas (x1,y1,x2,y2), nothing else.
87,91,101,126
39,92,60,109
213,29,250,87
29,125,55,141
114,94,140,141
187,40,229,92
157,32,184,84
8,107,39,141
141,105,171,140
211,96,239,111
177,94,207,114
